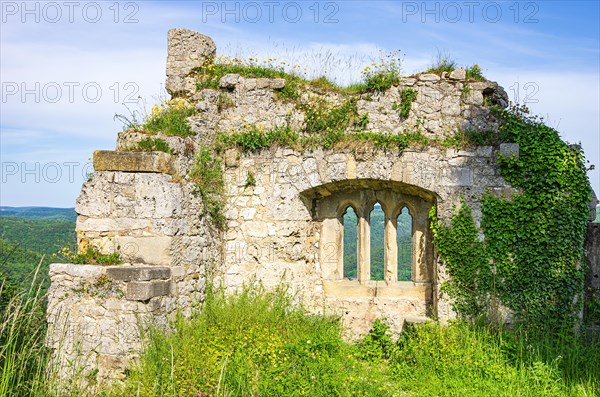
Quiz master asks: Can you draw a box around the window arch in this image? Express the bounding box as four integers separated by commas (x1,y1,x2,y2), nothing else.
309,182,434,287
370,202,385,281
342,206,358,280
396,207,412,281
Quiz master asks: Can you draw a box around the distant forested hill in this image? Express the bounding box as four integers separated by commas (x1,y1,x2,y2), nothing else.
0,206,77,221
0,210,76,287
0,217,76,255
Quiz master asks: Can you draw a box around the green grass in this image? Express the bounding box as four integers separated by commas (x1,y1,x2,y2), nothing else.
117,283,398,397
1,278,598,396
392,321,599,397
0,263,50,397
142,101,197,137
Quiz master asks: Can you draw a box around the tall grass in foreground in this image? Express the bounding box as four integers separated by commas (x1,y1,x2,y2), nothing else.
118,284,396,397
0,261,49,397
115,283,600,397
392,321,599,397
1,275,598,397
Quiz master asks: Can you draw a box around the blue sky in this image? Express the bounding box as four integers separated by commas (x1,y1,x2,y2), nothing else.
1,0,599,207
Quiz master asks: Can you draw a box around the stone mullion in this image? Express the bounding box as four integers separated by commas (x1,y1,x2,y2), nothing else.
384,214,397,283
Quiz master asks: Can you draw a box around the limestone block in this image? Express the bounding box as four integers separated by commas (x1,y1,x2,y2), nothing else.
93,150,175,175
418,73,441,82
442,167,473,186
499,143,519,159
166,28,216,97
220,73,241,89
449,69,466,80
106,266,170,282
49,263,104,278
126,280,171,301
112,236,173,266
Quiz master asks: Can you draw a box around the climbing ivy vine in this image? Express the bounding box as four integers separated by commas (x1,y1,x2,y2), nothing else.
431,105,592,333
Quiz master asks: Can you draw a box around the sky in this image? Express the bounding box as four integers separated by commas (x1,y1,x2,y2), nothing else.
1,0,599,207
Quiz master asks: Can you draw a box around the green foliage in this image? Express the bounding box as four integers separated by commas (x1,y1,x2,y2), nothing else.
392,321,599,397
244,171,256,188
0,217,75,286
430,203,492,318
218,124,299,153
399,88,417,118
142,99,196,137
120,283,399,396
361,51,402,92
216,92,234,113
0,217,75,255
63,246,122,265
194,56,302,100
438,128,497,149
431,106,592,332
0,266,49,397
302,98,360,134
131,137,174,154
466,64,485,81
426,52,457,75
356,319,394,361
189,147,226,230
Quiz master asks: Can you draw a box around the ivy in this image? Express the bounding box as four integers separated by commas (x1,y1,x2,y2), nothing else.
432,106,592,333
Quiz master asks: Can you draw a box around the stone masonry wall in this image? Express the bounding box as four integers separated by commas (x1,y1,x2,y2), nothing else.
47,28,518,382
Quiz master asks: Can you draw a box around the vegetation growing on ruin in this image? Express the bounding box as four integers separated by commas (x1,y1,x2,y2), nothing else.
193,52,407,97
425,52,486,81
399,88,417,118
189,147,226,230
140,98,197,137
58,245,122,266
129,137,174,154
431,105,592,333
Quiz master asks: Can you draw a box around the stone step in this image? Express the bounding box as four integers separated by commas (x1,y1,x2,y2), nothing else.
93,150,175,174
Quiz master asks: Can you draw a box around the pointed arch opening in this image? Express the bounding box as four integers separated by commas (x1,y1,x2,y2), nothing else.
397,207,413,281
342,206,358,280
370,202,385,281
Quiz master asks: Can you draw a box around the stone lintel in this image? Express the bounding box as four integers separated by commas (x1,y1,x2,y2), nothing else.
93,150,175,174
126,280,171,301
106,266,171,282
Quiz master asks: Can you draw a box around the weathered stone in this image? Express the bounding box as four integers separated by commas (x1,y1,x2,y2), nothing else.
93,151,175,175
106,266,170,282
166,28,216,97
126,280,171,301
418,73,441,81
449,69,466,80
271,78,286,89
219,73,240,89
499,143,520,159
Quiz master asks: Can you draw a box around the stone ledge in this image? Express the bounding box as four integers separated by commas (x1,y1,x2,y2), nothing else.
322,280,431,299
93,150,175,174
126,280,171,301
49,263,105,278
106,267,171,282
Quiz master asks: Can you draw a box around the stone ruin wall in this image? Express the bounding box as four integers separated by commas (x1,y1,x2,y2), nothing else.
47,28,524,382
